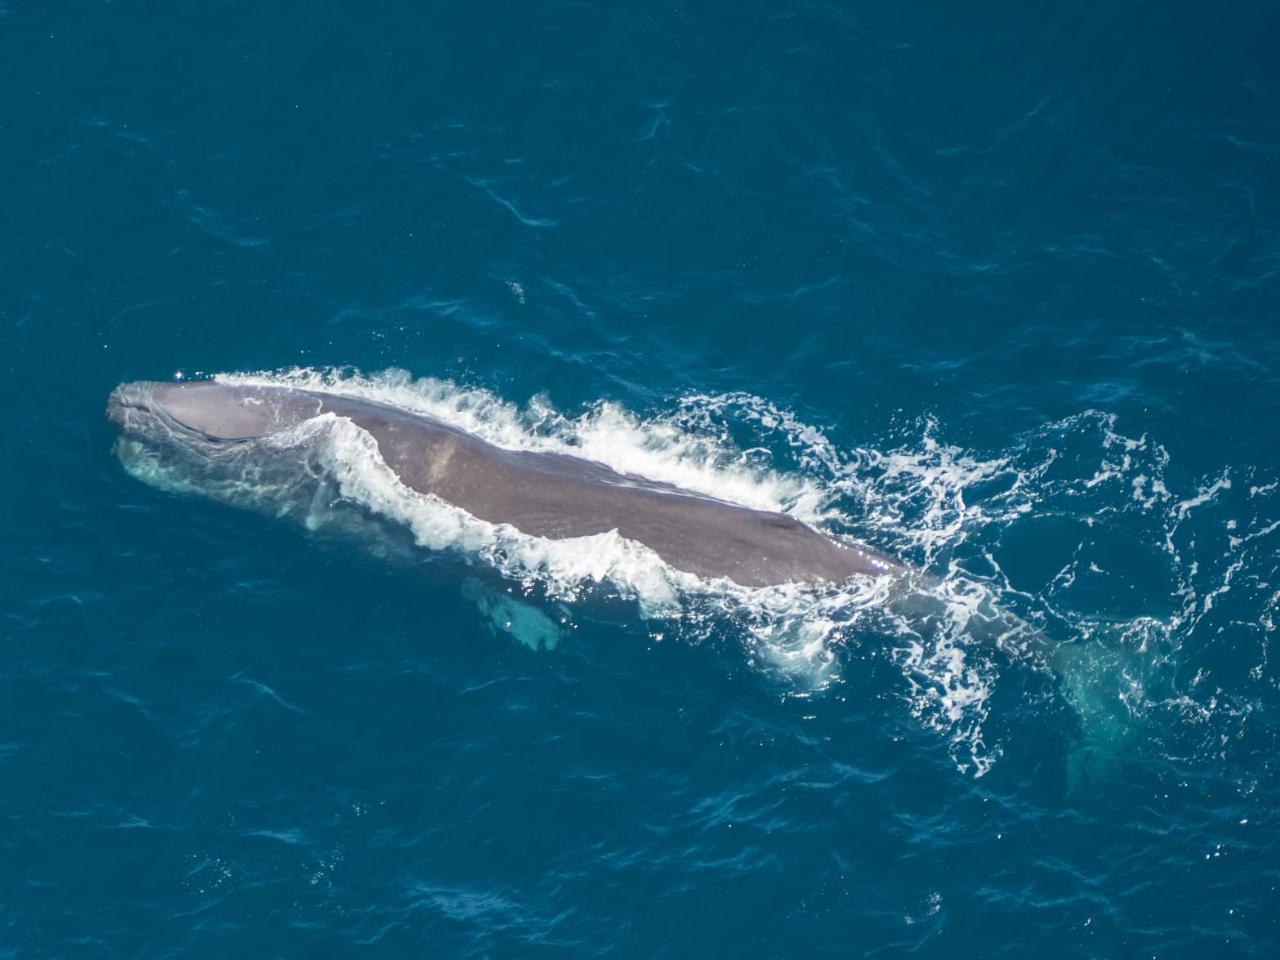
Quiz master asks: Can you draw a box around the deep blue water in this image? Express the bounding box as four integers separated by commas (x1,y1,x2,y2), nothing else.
4,2,1280,956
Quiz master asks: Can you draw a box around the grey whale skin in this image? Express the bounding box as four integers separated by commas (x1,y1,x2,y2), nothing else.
107,380,900,587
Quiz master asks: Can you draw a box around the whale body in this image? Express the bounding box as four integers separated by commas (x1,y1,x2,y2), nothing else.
107,379,900,587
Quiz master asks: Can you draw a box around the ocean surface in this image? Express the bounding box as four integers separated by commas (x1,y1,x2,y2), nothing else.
3,2,1279,957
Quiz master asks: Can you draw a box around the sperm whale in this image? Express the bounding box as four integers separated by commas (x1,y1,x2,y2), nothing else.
107,379,900,587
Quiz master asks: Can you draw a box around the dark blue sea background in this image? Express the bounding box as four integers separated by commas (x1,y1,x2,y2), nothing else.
4,2,1280,957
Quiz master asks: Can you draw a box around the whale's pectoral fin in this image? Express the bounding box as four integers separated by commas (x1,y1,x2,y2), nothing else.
461,578,564,652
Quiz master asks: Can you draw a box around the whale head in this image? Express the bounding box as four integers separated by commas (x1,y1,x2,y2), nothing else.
106,378,348,516
108,380,323,442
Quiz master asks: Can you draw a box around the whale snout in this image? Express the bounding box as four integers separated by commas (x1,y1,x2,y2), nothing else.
106,380,218,438
106,381,158,430
107,379,323,442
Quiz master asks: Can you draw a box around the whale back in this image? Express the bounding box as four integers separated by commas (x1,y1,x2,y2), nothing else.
325,394,897,586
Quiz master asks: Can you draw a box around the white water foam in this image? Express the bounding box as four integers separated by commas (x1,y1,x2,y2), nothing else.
187,369,1277,779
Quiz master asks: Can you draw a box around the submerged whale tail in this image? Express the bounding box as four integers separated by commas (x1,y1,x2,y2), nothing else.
1051,624,1172,791
881,577,1155,787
